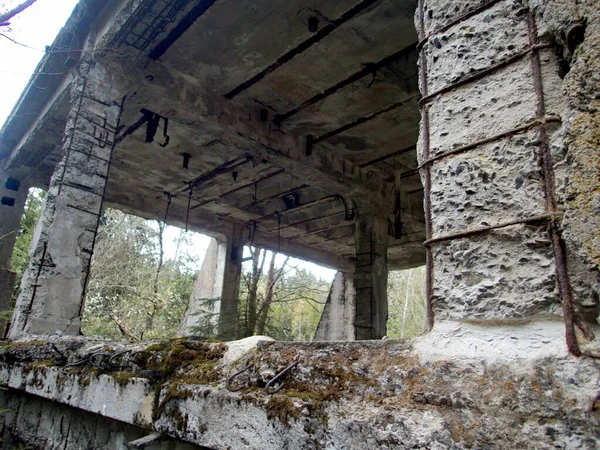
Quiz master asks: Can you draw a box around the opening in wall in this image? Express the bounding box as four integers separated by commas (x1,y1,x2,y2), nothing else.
387,266,427,339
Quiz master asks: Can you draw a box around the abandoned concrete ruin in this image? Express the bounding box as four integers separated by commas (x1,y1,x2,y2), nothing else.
0,0,599,448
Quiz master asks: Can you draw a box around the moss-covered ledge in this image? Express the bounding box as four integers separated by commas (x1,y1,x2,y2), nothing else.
1,322,599,449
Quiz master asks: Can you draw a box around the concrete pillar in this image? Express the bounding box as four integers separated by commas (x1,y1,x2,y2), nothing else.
314,271,355,341
353,212,388,340
8,60,124,339
218,226,244,340
179,227,243,340
0,174,29,271
416,0,575,330
0,174,29,331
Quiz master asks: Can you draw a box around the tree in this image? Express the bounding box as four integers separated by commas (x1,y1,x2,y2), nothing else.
9,188,43,301
0,1,37,28
82,209,195,340
238,248,329,341
386,267,427,338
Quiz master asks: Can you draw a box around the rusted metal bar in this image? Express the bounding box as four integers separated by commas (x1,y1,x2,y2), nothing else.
313,94,419,144
423,212,561,247
242,184,309,209
420,43,553,106
79,95,126,318
180,154,253,193
418,0,435,330
191,168,285,211
269,209,346,232
254,194,343,224
417,0,505,50
287,221,355,241
418,116,561,169
360,144,417,168
275,43,417,125
58,77,87,197
526,12,581,357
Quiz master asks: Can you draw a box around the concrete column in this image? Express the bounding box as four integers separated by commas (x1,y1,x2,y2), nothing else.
417,0,573,325
218,225,243,340
8,61,124,339
0,174,29,271
353,212,388,340
0,174,29,331
179,227,243,340
314,271,356,341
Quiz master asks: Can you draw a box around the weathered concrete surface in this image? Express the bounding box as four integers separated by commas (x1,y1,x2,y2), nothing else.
314,272,356,341
532,0,600,319
179,232,243,340
179,239,224,338
0,173,28,272
418,0,599,332
353,212,389,340
0,327,599,449
1,390,202,450
8,59,124,339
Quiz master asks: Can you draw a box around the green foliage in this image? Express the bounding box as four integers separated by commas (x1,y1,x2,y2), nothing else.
81,209,195,341
237,250,329,341
387,267,427,339
8,188,44,301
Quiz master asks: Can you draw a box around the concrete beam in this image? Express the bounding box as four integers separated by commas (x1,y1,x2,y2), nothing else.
121,59,392,207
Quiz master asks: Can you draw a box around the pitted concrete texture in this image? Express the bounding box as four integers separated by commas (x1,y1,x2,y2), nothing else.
418,0,599,327
1,390,201,450
1,325,599,449
179,238,223,337
532,0,600,313
8,61,124,339
314,272,356,341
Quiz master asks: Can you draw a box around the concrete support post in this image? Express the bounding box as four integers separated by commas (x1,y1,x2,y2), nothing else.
8,60,124,339
179,227,243,340
217,225,244,340
314,271,356,341
353,212,388,340
0,174,29,272
416,0,576,336
0,174,29,331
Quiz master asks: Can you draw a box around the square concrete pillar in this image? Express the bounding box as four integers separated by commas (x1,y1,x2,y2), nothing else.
353,212,388,340
8,61,124,339
416,0,587,356
0,174,29,271
0,174,29,325
179,226,243,340
314,271,356,341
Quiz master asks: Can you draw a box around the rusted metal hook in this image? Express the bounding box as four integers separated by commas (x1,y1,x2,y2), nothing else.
226,365,252,392
265,361,299,394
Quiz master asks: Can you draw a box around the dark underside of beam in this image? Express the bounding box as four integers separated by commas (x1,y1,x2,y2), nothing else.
224,0,382,99
274,43,417,124
149,0,219,59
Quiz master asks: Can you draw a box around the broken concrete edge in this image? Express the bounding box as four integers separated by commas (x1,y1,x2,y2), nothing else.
1,323,599,448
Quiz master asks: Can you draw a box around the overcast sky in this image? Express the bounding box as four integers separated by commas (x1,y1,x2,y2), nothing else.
0,0,337,281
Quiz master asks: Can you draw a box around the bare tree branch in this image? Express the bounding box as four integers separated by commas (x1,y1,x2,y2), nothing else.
0,0,38,27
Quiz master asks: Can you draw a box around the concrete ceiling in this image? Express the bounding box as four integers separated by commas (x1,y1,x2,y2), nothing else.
3,0,424,271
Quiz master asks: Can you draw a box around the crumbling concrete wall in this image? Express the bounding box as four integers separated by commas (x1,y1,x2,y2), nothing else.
532,0,600,322
314,271,356,341
0,332,598,449
417,0,599,343
1,389,201,450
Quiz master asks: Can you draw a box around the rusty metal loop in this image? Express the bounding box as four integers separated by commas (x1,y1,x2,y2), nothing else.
265,361,299,394
226,365,252,392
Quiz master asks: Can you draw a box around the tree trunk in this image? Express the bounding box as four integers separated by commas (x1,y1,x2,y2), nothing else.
254,255,288,335
245,247,265,336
